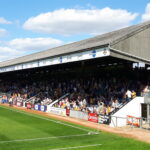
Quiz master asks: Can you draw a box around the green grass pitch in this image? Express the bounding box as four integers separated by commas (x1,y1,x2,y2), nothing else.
0,105,150,150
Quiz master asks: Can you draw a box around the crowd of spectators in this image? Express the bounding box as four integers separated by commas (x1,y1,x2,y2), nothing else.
54,90,137,115
0,68,150,115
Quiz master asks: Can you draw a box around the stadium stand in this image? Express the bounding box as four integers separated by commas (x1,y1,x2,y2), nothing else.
1,21,150,127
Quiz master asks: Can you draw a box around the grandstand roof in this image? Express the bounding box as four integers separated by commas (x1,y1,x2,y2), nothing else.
1,21,150,67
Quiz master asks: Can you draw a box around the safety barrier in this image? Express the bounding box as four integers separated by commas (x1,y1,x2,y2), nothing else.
16,101,23,107
99,114,110,124
140,118,150,129
70,110,88,120
47,106,66,116
127,115,141,127
1,99,8,104
88,113,98,123
47,107,102,123
27,103,33,109
34,104,47,112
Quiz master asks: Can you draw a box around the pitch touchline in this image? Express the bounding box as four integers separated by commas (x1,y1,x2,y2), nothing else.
0,133,97,144
49,144,102,150
0,105,98,133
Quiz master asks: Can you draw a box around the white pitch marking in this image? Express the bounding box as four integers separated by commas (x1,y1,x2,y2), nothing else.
0,105,98,134
50,144,102,150
0,133,97,144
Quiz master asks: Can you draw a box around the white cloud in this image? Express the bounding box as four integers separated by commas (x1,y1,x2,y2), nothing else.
0,17,12,24
0,28,8,37
23,8,138,36
142,3,150,22
0,37,63,62
0,47,22,61
8,37,63,51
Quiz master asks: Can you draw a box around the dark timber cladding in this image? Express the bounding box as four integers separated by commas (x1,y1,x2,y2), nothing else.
1,21,150,68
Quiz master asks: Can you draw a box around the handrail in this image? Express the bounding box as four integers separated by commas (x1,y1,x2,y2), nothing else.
110,99,133,115
49,93,70,106
25,92,42,102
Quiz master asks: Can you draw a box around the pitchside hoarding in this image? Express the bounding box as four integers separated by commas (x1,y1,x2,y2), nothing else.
47,106,66,116
88,113,98,123
34,105,47,112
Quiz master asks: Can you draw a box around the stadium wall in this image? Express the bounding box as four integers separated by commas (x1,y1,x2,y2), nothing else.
110,97,144,127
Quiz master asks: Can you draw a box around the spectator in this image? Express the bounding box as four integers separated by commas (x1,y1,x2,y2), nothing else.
131,90,136,99
126,89,132,101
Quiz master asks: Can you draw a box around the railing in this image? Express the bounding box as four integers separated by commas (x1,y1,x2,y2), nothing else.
49,93,70,106
110,99,132,115
110,116,128,127
110,94,146,116
143,91,150,103
110,115,150,130
140,117,150,129
25,92,42,102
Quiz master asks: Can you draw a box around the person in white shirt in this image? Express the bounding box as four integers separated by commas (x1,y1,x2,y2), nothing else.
9,97,13,106
126,89,132,101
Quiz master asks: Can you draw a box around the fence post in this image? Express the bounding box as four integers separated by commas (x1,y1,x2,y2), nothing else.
131,118,133,128
147,104,150,125
140,117,142,128
116,117,118,127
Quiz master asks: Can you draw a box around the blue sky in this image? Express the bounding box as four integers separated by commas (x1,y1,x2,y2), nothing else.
0,0,150,61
